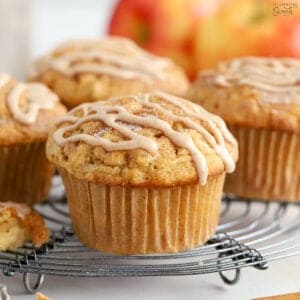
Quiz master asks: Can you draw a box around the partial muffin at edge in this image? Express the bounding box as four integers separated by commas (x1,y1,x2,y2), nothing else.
0,201,49,251
0,73,67,204
188,56,300,201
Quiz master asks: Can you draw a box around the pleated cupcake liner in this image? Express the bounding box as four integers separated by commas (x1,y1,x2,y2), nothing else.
0,142,54,205
226,125,300,202
59,167,225,255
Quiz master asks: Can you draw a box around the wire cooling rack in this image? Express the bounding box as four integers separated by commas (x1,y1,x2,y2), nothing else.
0,177,300,293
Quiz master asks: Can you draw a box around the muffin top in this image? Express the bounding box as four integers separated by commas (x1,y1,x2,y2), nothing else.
0,201,31,219
0,73,66,145
29,37,190,108
47,92,238,187
0,201,50,248
188,57,300,133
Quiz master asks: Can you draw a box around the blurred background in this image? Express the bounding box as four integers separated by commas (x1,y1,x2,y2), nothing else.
0,0,116,78
1,0,300,79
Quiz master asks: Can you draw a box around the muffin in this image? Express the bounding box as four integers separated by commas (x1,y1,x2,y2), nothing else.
188,56,300,202
0,73,66,205
0,201,49,251
36,292,51,300
46,92,238,254
29,37,190,108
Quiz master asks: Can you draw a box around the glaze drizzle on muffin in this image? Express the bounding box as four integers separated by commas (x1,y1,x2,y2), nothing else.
205,57,300,103
30,37,172,84
0,202,30,219
53,92,237,185
0,73,58,124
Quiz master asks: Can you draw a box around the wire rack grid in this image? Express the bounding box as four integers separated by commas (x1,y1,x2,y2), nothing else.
0,177,300,293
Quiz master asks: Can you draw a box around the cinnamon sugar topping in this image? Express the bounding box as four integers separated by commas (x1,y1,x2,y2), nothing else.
30,37,172,84
206,57,300,104
53,92,237,185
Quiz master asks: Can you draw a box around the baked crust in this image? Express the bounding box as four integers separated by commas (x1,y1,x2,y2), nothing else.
0,76,66,145
46,93,238,187
188,57,300,133
255,292,300,300
34,70,189,109
29,38,190,108
0,202,49,251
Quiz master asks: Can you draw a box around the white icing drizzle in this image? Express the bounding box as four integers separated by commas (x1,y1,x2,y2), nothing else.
0,202,31,219
209,57,300,104
152,91,237,172
30,37,172,84
53,93,236,185
0,73,59,125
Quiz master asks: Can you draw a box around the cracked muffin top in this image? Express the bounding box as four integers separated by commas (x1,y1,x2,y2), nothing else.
46,92,238,187
0,73,66,145
188,57,300,133
29,37,190,108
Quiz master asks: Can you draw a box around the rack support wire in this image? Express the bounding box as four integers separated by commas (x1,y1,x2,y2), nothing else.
0,178,299,293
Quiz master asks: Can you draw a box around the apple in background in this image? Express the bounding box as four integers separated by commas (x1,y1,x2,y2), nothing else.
108,0,206,76
108,0,300,79
258,15,300,57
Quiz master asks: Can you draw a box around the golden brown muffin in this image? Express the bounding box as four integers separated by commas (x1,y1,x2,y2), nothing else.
0,73,67,205
47,92,237,254
29,37,190,109
188,56,300,202
0,202,49,251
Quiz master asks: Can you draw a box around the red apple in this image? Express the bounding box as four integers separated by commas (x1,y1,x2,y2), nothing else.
108,0,300,78
108,0,217,74
258,15,300,57
109,0,168,53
